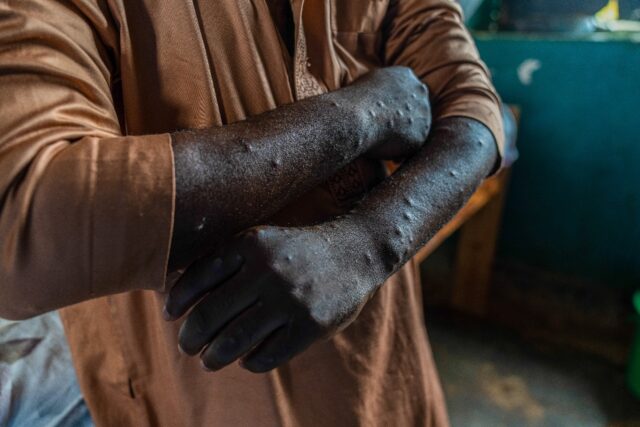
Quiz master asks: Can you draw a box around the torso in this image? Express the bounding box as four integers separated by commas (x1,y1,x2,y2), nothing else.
59,1,448,425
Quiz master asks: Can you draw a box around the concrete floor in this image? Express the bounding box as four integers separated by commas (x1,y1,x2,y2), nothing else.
426,312,640,427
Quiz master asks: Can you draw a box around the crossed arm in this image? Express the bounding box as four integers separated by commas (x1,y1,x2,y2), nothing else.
0,0,502,378
0,54,427,319
168,67,432,271
164,115,497,373
164,0,503,372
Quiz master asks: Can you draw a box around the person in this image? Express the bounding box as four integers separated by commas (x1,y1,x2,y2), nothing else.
0,0,504,425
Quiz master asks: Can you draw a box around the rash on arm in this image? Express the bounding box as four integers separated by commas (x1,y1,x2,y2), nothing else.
169,67,431,270
352,117,498,281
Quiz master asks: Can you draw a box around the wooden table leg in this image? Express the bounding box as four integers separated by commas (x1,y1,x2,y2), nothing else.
450,170,511,316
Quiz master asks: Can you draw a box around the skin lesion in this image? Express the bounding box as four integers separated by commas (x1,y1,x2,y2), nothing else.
168,67,431,271
164,48,498,372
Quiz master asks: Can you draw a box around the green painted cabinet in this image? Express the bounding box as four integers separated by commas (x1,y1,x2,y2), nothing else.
475,33,640,287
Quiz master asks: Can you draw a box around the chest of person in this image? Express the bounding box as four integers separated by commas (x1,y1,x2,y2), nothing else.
114,0,390,133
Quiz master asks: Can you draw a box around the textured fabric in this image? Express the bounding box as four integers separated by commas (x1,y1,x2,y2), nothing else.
0,0,175,317
0,0,504,426
0,313,93,427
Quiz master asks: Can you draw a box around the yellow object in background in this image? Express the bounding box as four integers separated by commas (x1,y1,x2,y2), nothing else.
596,0,620,21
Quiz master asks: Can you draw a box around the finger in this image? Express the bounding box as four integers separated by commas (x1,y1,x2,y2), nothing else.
200,303,286,372
178,271,260,355
241,321,318,373
164,253,244,320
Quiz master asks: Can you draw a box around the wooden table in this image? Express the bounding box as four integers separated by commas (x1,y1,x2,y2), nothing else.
414,168,511,316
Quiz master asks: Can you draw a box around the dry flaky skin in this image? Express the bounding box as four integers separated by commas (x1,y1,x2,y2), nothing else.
169,66,431,270
165,115,497,373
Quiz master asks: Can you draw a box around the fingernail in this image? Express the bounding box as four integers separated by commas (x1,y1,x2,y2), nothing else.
200,361,213,372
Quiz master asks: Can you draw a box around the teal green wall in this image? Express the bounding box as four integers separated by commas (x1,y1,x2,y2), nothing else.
475,33,640,288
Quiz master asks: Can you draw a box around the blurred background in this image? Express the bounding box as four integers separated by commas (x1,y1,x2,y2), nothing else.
420,0,640,426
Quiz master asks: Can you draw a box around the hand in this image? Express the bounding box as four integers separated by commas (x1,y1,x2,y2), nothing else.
345,66,432,160
164,220,382,373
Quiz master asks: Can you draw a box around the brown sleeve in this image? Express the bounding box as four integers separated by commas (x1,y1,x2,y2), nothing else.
0,1,175,319
383,0,505,169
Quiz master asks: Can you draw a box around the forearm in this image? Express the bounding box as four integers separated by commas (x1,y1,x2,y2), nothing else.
163,117,497,371
169,67,431,270
170,94,365,269
353,117,498,281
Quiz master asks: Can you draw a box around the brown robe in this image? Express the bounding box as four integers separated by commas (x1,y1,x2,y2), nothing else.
0,0,504,425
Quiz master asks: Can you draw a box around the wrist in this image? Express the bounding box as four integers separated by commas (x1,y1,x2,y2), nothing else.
349,206,415,281
328,213,390,287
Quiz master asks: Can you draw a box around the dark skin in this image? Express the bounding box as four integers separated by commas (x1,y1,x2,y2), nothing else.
168,66,432,271
165,0,498,373
166,116,498,372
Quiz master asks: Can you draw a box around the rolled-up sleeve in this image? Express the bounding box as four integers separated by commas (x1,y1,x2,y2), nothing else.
0,1,174,319
384,0,505,168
